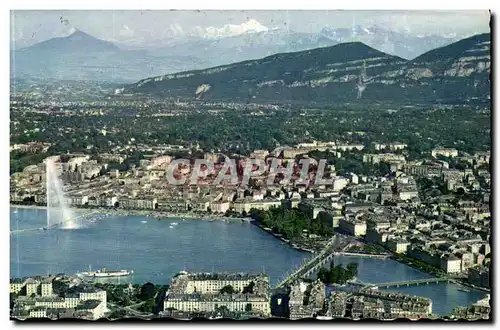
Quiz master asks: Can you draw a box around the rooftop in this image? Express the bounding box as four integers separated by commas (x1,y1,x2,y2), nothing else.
183,272,267,282
166,292,268,302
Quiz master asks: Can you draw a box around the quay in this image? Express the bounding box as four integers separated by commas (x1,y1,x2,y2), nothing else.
10,227,45,235
336,252,390,259
366,277,454,289
10,210,100,235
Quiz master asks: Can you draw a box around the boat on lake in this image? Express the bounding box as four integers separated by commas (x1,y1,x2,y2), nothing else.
77,266,133,278
316,316,333,320
141,220,147,224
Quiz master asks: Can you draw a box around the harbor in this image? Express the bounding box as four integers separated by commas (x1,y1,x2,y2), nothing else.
11,203,254,224
10,207,488,316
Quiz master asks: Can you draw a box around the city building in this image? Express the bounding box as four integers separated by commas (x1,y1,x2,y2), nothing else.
73,300,106,320
339,217,367,237
432,148,459,158
440,255,462,274
288,280,325,320
163,272,270,317
386,239,410,254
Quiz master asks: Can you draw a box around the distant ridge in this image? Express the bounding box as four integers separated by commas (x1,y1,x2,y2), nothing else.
11,29,208,82
124,41,405,101
18,28,120,53
413,33,490,63
122,34,490,105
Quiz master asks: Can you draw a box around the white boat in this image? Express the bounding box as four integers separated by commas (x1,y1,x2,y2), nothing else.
141,220,147,224
316,316,333,320
78,266,133,278
169,225,174,229
209,315,224,320
171,222,178,226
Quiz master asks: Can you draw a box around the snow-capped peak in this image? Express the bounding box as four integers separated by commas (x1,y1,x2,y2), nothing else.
61,27,90,39
363,27,374,35
194,19,269,39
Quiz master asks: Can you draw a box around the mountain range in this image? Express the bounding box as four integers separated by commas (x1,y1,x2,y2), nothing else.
122,33,491,105
320,25,460,61
11,29,206,83
11,24,465,83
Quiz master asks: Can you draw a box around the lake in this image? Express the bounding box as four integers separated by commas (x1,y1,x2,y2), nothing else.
10,207,487,316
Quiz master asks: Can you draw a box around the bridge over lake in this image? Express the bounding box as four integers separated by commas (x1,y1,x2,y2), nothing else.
274,234,352,289
366,277,454,289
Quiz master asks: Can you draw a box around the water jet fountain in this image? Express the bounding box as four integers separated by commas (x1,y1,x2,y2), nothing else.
45,156,80,229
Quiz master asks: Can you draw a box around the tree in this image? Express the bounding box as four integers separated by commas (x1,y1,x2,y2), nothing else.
242,281,255,294
52,281,70,294
10,293,17,309
317,262,358,285
332,265,346,284
139,298,156,313
108,309,127,319
346,263,359,279
10,151,49,175
245,303,252,312
214,305,231,317
317,267,330,284
121,295,131,306
220,285,236,294
139,282,156,301
249,206,328,240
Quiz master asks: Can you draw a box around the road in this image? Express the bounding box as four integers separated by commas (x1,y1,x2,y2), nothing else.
107,300,154,318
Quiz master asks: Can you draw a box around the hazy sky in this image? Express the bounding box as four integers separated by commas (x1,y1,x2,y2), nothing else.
10,10,491,48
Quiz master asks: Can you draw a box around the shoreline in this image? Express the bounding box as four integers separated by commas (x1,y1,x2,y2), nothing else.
252,221,317,254
10,203,253,224
11,204,47,210
347,239,449,281
388,255,490,294
389,253,450,279
389,256,440,278
10,204,491,294
11,203,316,254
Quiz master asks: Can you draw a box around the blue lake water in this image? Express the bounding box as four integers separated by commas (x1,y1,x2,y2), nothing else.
10,207,487,316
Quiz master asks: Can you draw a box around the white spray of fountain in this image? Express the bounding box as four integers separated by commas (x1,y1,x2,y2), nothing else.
45,156,79,229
